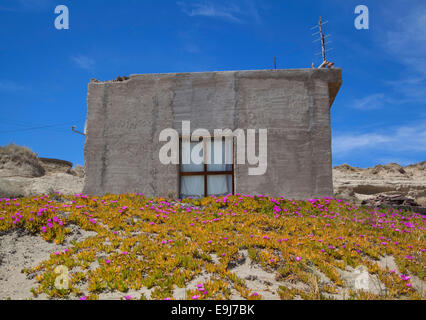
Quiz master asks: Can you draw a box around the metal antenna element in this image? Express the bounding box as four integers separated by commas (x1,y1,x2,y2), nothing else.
72,125,85,136
311,16,334,68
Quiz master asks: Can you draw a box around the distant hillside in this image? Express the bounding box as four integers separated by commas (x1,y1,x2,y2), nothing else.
0,143,84,198
333,161,426,207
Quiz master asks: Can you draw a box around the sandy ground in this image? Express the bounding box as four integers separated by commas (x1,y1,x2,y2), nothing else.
0,227,96,300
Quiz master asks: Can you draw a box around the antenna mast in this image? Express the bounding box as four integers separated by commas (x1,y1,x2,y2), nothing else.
319,16,326,63
311,16,334,68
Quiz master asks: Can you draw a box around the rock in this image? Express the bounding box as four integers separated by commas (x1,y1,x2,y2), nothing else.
338,265,385,295
0,178,24,198
361,193,420,207
71,165,85,178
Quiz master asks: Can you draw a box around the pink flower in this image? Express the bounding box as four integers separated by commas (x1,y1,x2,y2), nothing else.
80,296,87,300
124,295,132,300
295,256,301,261
192,295,201,300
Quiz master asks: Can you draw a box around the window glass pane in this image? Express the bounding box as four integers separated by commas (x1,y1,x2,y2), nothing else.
181,141,204,172
207,175,232,196
207,138,233,171
180,176,204,198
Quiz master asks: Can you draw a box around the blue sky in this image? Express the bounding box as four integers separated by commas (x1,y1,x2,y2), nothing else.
0,0,425,168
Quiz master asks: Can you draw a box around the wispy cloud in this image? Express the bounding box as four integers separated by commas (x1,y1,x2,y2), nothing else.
71,55,95,71
384,76,426,103
0,80,26,92
385,10,426,74
0,0,51,12
333,121,426,156
350,91,423,110
178,1,242,23
177,0,262,24
351,93,386,110
375,3,426,104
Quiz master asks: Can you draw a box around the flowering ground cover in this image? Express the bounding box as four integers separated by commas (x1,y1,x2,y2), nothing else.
0,193,424,300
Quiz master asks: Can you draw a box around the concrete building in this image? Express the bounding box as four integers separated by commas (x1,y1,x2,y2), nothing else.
83,68,342,199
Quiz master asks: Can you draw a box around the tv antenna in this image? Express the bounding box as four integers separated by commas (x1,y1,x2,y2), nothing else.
311,16,334,68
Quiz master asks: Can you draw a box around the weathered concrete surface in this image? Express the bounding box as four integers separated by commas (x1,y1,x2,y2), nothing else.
84,68,342,199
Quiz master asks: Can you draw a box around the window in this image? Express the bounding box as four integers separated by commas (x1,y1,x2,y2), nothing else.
179,137,234,198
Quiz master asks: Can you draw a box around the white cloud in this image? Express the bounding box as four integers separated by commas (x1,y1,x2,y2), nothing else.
333,121,426,156
0,80,26,92
385,76,426,103
71,55,95,71
178,1,242,22
384,6,426,75
351,93,385,110
0,0,51,11
350,91,424,110
177,1,261,24
375,3,426,104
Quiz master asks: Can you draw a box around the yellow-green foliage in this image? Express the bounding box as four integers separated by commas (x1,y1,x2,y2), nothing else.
0,193,424,300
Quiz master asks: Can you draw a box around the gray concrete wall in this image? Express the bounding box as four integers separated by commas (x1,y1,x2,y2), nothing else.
83,68,342,199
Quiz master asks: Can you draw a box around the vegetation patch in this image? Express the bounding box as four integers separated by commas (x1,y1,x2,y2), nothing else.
0,193,424,300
